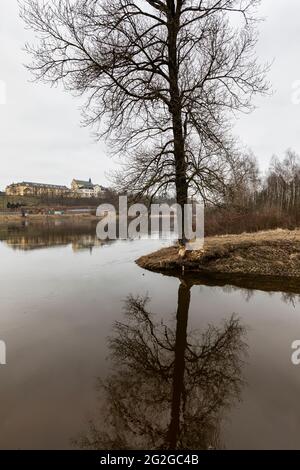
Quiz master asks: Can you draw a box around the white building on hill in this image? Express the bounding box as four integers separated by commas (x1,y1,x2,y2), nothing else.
71,178,107,198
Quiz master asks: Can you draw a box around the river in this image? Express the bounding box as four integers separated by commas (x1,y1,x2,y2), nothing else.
0,221,299,449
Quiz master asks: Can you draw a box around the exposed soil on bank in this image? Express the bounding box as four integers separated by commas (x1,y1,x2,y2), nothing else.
136,229,300,280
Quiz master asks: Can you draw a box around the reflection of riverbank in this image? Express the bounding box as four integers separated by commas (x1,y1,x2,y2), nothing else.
0,220,114,252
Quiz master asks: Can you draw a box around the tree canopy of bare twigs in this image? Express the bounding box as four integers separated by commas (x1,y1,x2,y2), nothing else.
21,0,269,211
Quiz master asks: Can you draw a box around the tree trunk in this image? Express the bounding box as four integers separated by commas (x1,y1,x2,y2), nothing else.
167,2,188,245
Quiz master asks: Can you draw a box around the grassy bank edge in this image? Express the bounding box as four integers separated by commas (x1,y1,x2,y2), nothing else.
136,229,300,281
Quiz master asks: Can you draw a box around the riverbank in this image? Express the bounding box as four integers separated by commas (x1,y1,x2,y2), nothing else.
0,212,99,223
137,229,300,279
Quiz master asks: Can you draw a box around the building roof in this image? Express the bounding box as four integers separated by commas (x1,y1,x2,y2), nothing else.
8,182,69,190
72,179,107,191
72,179,94,189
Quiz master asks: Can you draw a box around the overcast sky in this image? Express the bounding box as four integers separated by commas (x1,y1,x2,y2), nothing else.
1,0,300,191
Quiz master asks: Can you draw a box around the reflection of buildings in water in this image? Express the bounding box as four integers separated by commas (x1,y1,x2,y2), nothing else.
5,235,70,251
1,225,114,252
77,280,248,450
71,236,105,253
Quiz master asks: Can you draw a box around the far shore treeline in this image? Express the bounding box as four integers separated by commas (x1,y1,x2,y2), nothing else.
205,149,300,236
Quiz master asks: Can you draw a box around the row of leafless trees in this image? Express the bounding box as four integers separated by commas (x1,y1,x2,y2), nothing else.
262,150,300,211
205,149,300,235
228,149,300,213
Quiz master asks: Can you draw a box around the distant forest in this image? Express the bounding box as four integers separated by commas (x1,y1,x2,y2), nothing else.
206,149,300,236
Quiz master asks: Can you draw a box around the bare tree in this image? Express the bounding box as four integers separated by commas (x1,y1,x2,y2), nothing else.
224,150,261,208
21,0,269,242
263,149,300,212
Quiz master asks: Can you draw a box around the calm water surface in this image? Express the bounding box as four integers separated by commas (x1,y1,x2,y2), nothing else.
0,221,300,449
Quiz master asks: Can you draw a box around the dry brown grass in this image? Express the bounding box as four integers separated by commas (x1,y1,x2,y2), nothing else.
137,229,300,278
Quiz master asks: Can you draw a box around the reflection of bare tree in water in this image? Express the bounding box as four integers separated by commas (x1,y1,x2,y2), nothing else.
78,280,247,450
